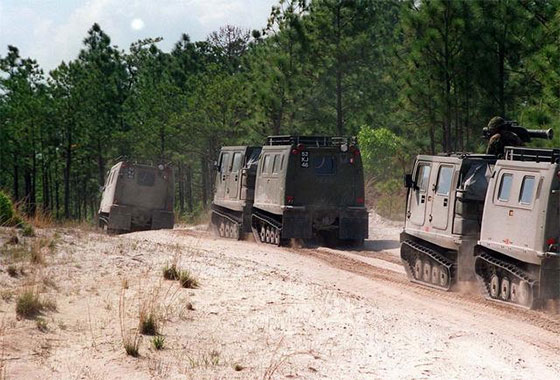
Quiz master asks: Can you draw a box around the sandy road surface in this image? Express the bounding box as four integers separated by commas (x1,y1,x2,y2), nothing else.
0,217,559,380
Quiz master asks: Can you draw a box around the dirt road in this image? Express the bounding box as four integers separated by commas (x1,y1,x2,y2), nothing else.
1,217,559,380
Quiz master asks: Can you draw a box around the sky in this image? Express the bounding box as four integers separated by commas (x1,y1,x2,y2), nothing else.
0,0,278,71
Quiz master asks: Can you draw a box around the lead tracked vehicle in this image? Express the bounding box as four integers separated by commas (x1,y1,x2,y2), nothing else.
474,146,560,308
98,161,175,233
211,136,368,246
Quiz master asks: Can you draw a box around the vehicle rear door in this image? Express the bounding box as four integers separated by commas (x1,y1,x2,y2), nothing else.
408,161,431,227
430,164,456,231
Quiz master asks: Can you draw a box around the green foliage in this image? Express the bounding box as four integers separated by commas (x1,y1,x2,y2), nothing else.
179,270,199,289
0,191,15,225
152,335,165,350
15,289,43,318
358,126,405,180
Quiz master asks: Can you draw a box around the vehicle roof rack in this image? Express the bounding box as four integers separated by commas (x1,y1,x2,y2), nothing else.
504,146,560,163
437,152,496,160
265,135,357,147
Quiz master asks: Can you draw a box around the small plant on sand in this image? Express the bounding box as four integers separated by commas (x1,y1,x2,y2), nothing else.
179,270,199,289
15,289,43,318
36,317,48,332
139,310,159,336
152,335,165,350
162,263,179,280
30,242,45,265
7,265,18,278
119,289,141,357
21,223,35,237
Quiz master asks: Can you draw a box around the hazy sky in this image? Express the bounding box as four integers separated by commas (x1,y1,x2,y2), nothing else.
0,0,278,71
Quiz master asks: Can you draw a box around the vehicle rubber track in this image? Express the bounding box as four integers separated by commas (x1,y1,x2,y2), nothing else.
401,240,455,291
474,252,537,309
251,211,283,246
211,209,242,240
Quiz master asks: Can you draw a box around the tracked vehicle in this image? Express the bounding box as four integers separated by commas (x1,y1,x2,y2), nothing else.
98,161,174,233
401,153,496,290
474,146,560,308
211,136,368,246
401,127,554,297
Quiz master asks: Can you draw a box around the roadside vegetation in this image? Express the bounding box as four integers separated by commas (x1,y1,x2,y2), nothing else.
1,0,558,224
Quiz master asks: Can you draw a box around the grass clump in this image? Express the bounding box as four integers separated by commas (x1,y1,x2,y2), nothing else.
162,263,179,280
21,223,35,237
7,265,18,278
138,311,159,336
152,335,165,350
0,192,15,226
123,335,141,357
36,317,48,332
15,289,43,318
179,270,199,289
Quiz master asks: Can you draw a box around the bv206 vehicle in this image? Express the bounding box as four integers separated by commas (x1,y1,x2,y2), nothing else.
474,146,560,308
98,161,174,233
211,136,368,246
401,127,556,308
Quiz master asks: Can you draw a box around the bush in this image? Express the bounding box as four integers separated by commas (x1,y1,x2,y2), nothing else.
16,290,43,318
152,335,165,350
0,191,15,226
139,311,159,335
162,263,179,280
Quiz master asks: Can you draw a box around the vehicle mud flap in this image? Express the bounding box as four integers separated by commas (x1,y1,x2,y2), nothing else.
339,215,368,240
282,213,312,239
108,206,131,231
151,210,174,230
474,251,538,309
400,240,455,291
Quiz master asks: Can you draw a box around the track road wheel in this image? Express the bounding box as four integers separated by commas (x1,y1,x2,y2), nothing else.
490,274,500,299
219,221,225,238
274,229,280,246
431,265,440,285
232,224,239,240
439,268,449,287
500,277,511,301
414,259,423,280
423,262,432,283
260,225,266,243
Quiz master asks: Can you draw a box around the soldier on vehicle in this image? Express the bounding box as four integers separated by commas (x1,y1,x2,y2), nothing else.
484,116,523,156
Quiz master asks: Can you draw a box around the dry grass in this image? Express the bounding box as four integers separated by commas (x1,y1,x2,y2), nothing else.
15,289,43,319
162,263,179,280
119,288,141,357
179,270,199,289
152,335,165,350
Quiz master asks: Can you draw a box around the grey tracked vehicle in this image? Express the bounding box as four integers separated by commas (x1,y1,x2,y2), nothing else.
98,161,175,233
401,127,554,304
211,136,368,246
474,145,560,308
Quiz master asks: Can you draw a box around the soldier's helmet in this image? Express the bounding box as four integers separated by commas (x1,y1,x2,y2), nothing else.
487,116,507,134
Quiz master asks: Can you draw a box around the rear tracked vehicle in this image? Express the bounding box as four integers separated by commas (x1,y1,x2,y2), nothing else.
211,136,368,246
98,161,174,233
474,146,560,308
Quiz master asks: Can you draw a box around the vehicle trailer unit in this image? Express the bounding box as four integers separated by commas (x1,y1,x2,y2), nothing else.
474,147,560,308
98,161,175,233
401,154,496,291
210,136,368,246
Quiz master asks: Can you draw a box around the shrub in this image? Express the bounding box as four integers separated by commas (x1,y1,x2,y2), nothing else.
123,335,141,357
179,270,199,289
36,317,48,332
21,224,35,237
15,290,43,318
0,192,14,226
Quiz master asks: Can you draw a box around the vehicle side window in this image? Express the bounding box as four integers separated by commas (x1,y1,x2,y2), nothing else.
220,153,230,174
416,164,431,192
436,166,454,196
498,173,513,202
231,152,243,172
519,176,535,205
262,155,271,174
272,154,281,174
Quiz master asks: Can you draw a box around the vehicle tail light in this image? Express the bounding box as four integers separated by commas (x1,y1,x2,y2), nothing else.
286,195,294,205
291,149,299,155
353,149,360,157
357,197,364,205
297,143,305,151
547,238,558,252
349,157,355,164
